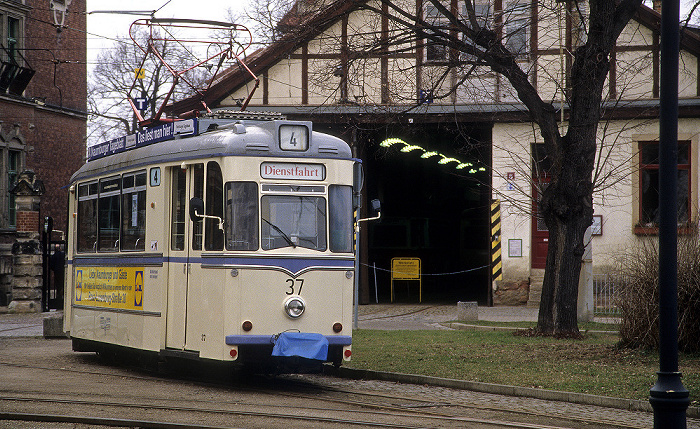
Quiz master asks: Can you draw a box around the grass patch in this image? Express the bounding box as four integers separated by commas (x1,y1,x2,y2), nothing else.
346,329,699,404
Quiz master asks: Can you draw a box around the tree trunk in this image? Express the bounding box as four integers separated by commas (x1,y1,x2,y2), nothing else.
537,154,593,338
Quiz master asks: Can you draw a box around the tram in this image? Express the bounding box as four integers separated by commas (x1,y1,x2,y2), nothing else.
63,112,363,371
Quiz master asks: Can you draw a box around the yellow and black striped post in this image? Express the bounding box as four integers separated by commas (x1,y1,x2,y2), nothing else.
491,199,502,282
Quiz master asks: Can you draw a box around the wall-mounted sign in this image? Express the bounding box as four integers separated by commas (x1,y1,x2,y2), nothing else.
260,162,325,181
508,239,522,257
592,215,603,236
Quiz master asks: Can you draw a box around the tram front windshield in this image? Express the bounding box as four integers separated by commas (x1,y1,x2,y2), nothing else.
262,195,326,251
225,182,353,253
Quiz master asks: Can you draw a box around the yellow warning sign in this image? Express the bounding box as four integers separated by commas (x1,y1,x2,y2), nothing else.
390,258,422,303
74,266,144,310
391,258,421,280
134,68,145,79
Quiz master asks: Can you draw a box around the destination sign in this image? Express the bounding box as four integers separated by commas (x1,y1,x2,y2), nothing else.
260,162,326,181
88,119,199,161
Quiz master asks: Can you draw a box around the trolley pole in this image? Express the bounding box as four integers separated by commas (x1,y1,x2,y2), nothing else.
649,0,689,426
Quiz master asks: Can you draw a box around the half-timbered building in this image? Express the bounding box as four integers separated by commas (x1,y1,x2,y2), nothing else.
168,0,700,307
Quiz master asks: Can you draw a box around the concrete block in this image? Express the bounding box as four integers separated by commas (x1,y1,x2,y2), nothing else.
8,300,40,313
12,276,42,289
13,264,43,276
10,287,41,300
457,301,478,321
43,314,67,338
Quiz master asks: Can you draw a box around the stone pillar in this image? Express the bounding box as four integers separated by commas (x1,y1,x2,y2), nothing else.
577,227,594,322
8,170,44,313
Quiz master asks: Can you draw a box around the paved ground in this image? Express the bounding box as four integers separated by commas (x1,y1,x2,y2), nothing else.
0,303,615,336
0,304,542,337
1,305,698,427
357,303,539,330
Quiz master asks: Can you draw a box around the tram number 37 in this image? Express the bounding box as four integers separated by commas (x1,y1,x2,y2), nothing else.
285,278,304,295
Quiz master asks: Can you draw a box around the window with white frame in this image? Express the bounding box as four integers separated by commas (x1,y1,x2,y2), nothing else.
501,0,529,56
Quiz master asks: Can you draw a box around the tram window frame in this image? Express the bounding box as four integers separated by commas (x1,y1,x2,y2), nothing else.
261,194,327,251
98,176,121,252
192,163,204,251
171,168,187,251
328,185,353,253
224,181,259,251
121,171,147,251
205,161,224,251
77,181,98,252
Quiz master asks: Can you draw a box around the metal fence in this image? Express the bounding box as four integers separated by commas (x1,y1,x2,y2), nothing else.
593,273,622,316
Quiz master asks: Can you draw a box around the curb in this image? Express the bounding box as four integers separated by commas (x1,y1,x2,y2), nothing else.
324,366,700,418
443,322,619,335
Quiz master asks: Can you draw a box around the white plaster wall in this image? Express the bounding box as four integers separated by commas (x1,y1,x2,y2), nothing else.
388,58,417,103
268,57,303,103
308,58,340,105
616,50,654,99
679,52,698,98
220,78,263,107
617,19,652,47
535,54,564,103
492,122,537,281
493,118,700,280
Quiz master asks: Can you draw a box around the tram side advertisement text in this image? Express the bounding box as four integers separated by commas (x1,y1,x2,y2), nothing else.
74,267,144,310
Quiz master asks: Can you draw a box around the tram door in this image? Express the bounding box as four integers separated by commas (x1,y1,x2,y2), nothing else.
166,163,204,351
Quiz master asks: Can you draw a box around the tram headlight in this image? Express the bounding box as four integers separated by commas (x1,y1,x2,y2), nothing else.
284,296,306,318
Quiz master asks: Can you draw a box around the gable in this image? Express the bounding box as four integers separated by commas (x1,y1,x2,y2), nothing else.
168,1,700,117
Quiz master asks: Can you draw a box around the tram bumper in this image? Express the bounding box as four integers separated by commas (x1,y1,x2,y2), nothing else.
225,333,351,362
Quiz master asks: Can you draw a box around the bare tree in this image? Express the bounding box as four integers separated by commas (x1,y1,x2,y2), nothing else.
88,28,211,144
226,0,325,44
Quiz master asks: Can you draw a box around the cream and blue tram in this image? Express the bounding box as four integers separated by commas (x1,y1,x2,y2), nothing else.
64,113,357,369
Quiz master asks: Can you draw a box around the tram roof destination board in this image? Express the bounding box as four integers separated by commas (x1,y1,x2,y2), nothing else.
88,119,198,162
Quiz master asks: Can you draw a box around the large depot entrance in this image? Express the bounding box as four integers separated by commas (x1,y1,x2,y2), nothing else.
362,123,492,304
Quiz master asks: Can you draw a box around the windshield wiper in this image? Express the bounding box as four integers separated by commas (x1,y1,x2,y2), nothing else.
261,218,297,248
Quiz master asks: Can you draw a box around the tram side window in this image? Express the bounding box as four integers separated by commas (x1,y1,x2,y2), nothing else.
329,185,353,253
205,162,224,251
225,181,258,251
121,171,147,251
192,163,204,251
98,177,121,251
171,168,186,251
77,182,98,252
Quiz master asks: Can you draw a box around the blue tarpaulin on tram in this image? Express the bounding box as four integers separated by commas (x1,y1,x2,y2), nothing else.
271,332,329,361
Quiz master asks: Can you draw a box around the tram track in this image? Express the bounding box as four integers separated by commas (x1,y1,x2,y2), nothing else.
0,359,653,429
0,394,598,429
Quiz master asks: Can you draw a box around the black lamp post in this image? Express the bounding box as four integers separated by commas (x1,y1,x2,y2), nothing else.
649,0,690,426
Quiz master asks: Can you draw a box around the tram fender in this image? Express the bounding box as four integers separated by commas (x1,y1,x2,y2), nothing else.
271,332,328,361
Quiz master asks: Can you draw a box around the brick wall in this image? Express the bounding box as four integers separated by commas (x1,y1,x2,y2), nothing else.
15,210,39,234
0,0,88,233
24,0,87,113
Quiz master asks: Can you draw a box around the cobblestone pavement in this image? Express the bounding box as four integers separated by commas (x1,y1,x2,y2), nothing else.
304,374,700,429
0,311,46,337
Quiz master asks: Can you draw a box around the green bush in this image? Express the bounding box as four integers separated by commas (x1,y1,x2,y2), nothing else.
616,231,700,353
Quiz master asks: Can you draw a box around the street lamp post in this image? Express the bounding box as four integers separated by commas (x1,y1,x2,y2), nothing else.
649,0,690,426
